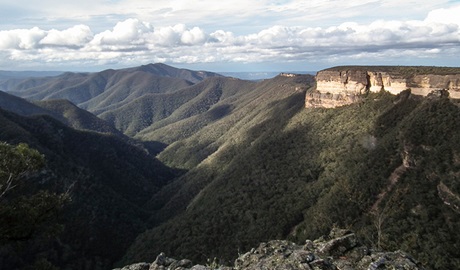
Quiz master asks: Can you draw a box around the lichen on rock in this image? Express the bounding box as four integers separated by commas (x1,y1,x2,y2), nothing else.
115,229,424,270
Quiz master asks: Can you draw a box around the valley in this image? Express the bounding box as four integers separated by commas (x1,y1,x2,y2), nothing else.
0,64,460,270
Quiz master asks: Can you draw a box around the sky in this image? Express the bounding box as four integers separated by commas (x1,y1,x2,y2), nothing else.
0,0,460,72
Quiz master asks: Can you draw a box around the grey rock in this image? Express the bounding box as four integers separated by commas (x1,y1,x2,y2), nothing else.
316,232,357,257
233,229,422,270
364,251,422,270
169,259,193,269
304,239,315,251
190,265,208,270
118,229,424,270
309,259,336,270
116,262,150,270
154,252,166,266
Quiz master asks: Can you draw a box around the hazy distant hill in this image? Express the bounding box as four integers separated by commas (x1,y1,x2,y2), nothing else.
99,76,260,136
221,71,316,80
0,90,122,136
124,63,222,83
0,70,63,80
4,63,222,116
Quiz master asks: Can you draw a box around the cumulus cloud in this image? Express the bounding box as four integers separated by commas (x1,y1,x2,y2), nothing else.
87,19,208,50
180,27,206,45
425,4,460,25
0,25,94,50
147,24,207,46
1,4,460,70
91,19,150,46
40,25,93,47
0,27,46,50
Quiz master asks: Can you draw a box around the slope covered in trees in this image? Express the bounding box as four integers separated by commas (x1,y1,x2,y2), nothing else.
123,90,460,270
141,75,314,169
0,90,123,137
34,99,124,136
2,64,460,270
3,63,221,117
0,108,180,269
0,142,69,269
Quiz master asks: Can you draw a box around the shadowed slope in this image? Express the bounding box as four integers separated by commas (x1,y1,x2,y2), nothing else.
34,99,123,135
0,108,180,269
0,90,122,136
124,90,460,270
0,90,52,116
144,75,314,169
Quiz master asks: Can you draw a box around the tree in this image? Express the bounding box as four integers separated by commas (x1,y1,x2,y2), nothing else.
0,142,44,200
370,186,405,250
0,142,69,269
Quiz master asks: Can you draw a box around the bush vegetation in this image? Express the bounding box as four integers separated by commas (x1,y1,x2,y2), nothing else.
325,65,460,76
124,89,460,270
0,142,69,269
0,109,180,269
3,65,460,269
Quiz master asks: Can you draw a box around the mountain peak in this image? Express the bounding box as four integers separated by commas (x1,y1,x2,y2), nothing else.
125,63,222,83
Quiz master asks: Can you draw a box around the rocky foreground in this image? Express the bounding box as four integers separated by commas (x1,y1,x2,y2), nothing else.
115,229,424,270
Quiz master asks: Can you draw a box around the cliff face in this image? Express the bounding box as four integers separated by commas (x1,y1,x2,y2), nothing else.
411,74,460,96
307,66,460,108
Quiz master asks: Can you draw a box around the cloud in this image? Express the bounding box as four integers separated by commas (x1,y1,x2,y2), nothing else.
1,4,460,70
91,19,150,46
0,25,94,50
425,4,460,25
0,27,46,50
180,26,206,45
148,24,207,46
40,25,93,47
87,20,208,51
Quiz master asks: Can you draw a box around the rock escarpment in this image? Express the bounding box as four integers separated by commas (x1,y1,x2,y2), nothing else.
115,229,424,270
306,66,460,108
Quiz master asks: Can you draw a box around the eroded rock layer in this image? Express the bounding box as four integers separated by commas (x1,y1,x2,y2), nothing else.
307,66,460,108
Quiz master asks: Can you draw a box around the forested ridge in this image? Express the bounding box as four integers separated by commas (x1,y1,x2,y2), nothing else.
0,108,180,269
124,90,460,270
0,64,459,270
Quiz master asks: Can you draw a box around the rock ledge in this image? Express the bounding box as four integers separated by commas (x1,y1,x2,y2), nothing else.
115,229,424,270
307,66,460,108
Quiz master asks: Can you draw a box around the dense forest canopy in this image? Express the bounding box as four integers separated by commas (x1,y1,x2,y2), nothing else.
0,64,459,270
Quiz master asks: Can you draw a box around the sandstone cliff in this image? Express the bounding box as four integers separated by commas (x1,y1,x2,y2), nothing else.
306,66,460,108
115,229,424,270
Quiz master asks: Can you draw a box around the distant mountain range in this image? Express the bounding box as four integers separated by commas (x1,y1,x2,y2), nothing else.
1,63,460,270
220,71,316,80
0,70,63,80
0,68,316,84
